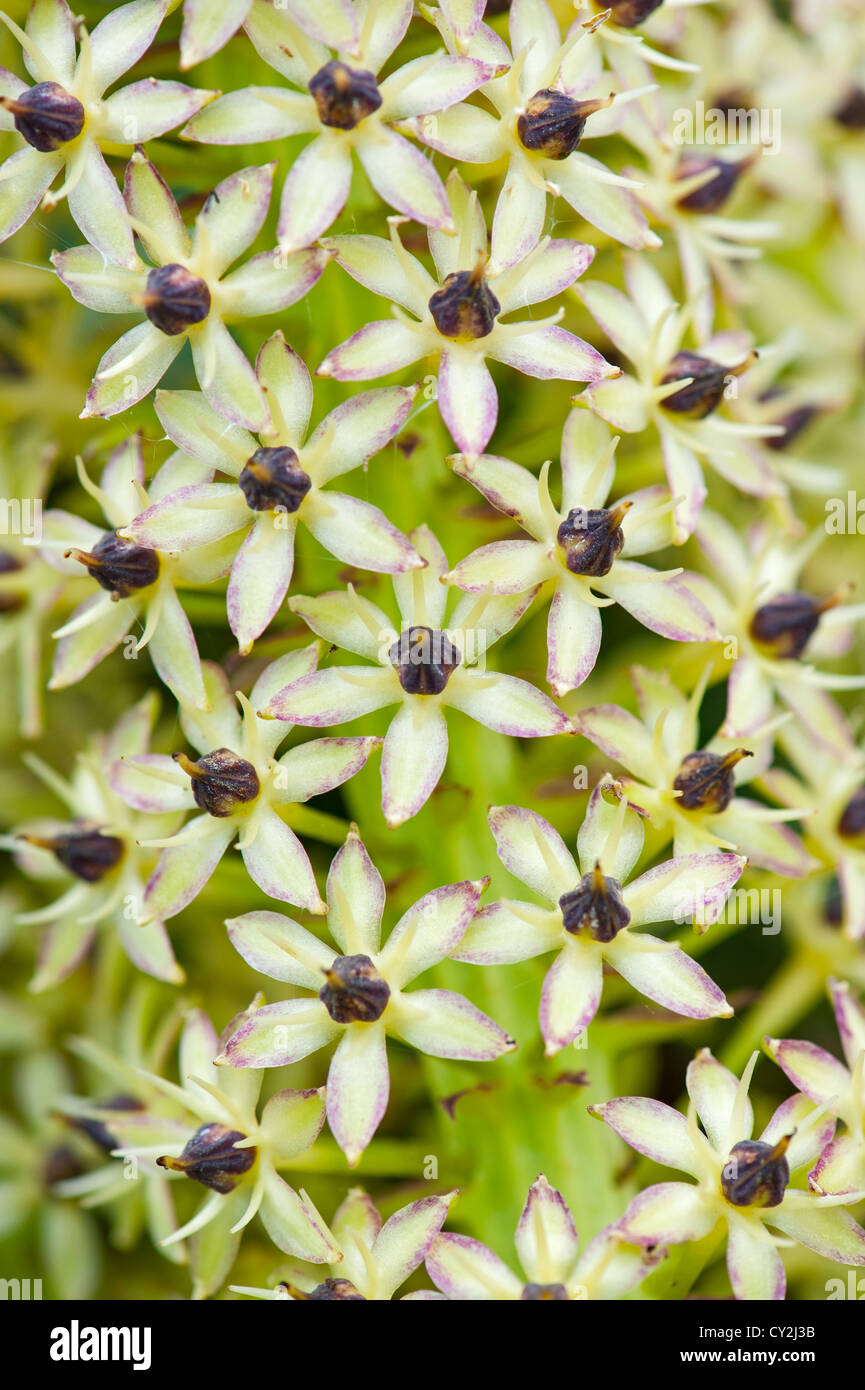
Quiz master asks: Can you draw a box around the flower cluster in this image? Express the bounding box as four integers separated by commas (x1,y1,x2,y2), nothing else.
2,0,865,1307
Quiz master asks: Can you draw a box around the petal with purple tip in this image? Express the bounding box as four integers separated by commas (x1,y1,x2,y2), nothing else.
388,988,515,1061
539,938,603,1054
326,1021,389,1166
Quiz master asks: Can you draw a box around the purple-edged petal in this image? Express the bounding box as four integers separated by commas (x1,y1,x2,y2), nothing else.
488,803,578,900
52,244,141,313
761,1093,836,1175
448,540,553,596
88,0,167,91
356,126,452,230
437,346,498,457
326,1022,389,1166
100,79,217,145
0,147,63,244
259,1169,339,1262
515,1175,580,1284
180,0,250,68
190,317,269,431
372,1193,457,1300
67,142,136,268
427,1232,522,1300
218,998,339,1067
304,385,416,486
183,86,315,144
318,320,426,382
447,669,571,738
810,1132,865,1199
48,594,133,688
378,878,487,988
686,1048,752,1153
263,667,398,726
220,247,329,318
725,1213,786,1301
147,582,207,709
25,0,76,84
226,512,294,654
763,1038,852,1112
303,492,421,574
439,0,486,50
624,851,746,928
241,806,325,913
124,150,189,262
591,1097,698,1176
326,826,385,957
278,135,353,252
82,323,184,418
389,989,515,1061
829,978,865,1068
380,699,449,828
572,703,656,783
274,736,379,806
194,161,275,275
494,240,596,316
109,753,192,814
226,911,335,989
553,153,659,251
489,326,613,383
547,579,602,696
605,934,731,1020
539,939,603,1054
769,1202,865,1267
144,818,236,920
617,1182,717,1247
601,564,719,643
451,900,562,965
381,54,493,121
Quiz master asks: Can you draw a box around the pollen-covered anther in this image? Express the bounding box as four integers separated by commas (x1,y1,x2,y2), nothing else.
838,786,865,843
65,531,160,599
674,154,749,214
1,81,85,151
517,89,614,160
309,60,382,130
521,1283,569,1300
139,263,211,336
720,1135,792,1210
596,0,665,26
748,589,846,660
157,1123,256,1193
672,749,753,814
556,501,631,577
559,862,631,942
280,1278,366,1301
239,447,312,513
389,625,462,695
19,826,125,882
659,351,756,419
173,749,260,817
428,256,501,340
319,954,391,1024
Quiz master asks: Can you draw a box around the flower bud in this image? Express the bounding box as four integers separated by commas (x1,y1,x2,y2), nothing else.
559,862,631,942
659,351,755,419
429,259,500,340
389,626,462,695
280,1278,366,1300
517,90,614,160
173,749,260,818
596,0,664,26
721,1135,791,1209
1,81,85,151
309,61,382,130
521,1283,569,1300
838,787,865,843
760,395,818,452
748,590,843,660
239,447,312,513
65,531,160,599
672,749,752,814
157,1123,256,1193
674,155,747,214
66,1095,144,1153
142,264,211,336
556,502,631,577
834,88,865,129
19,826,125,882
319,954,391,1023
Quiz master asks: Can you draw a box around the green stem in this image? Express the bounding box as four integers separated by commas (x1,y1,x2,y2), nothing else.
719,951,824,1073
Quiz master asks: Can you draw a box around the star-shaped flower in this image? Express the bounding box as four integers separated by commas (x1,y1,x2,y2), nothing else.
0,0,215,262
766,979,865,1200
685,509,865,741
259,524,573,827
120,332,422,655
578,254,780,541
446,409,717,696
39,436,219,709
317,171,616,458
453,779,739,1055
52,152,329,427
574,663,817,877
591,1048,865,1301
426,1172,659,1300
217,826,515,1164
416,0,660,261
111,645,379,923
231,1186,456,1300
120,1003,340,1299
183,0,497,245
0,694,186,990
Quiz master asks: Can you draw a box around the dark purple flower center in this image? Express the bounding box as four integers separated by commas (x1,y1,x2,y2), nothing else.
280,1278,366,1300
556,503,631,577
19,826,125,882
838,787,865,843
239,447,311,513
428,263,500,341
143,264,211,336
173,749,260,818
721,1137,791,1209
309,60,382,129
672,749,752,814
319,954,391,1023
596,0,665,27
748,590,841,660
157,1123,256,1193
389,625,462,695
517,89,614,160
65,531,160,599
559,864,631,942
1,81,84,151
521,1282,569,1300
674,155,747,214
659,351,753,419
